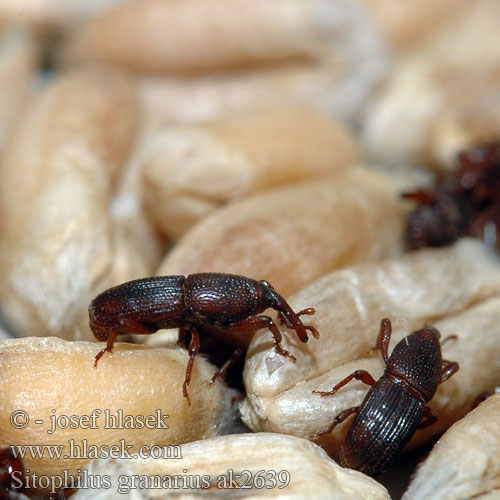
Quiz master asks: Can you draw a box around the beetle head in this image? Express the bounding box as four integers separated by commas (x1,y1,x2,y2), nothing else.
422,326,441,339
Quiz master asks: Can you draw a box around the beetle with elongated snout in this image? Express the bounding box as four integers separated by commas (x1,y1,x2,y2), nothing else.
89,273,319,403
312,318,459,476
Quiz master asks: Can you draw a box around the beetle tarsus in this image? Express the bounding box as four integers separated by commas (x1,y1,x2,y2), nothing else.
93,330,117,367
313,370,377,398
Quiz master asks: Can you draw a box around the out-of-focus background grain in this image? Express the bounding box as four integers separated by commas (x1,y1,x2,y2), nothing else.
1,1,500,498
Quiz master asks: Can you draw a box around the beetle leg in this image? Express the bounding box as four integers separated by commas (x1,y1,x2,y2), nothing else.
418,406,438,429
440,359,459,383
313,370,377,397
182,328,200,405
312,406,360,438
224,315,297,362
374,318,392,364
93,330,118,367
93,317,157,367
209,348,244,385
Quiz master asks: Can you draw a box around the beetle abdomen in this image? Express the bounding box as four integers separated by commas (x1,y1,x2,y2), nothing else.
342,376,425,476
90,276,186,328
184,273,262,325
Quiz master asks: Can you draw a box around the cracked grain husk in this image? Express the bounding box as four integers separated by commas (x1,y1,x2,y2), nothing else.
403,393,500,500
72,433,390,500
241,239,500,458
0,337,228,478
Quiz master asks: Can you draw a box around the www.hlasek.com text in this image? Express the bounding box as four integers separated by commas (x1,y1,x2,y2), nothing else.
10,441,182,461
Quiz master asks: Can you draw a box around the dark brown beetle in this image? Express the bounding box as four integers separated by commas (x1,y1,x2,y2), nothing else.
403,142,500,251
312,318,459,476
89,273,318,402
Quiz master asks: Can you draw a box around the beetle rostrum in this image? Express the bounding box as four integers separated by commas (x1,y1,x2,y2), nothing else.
312,318,459,476
89,273,319,403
